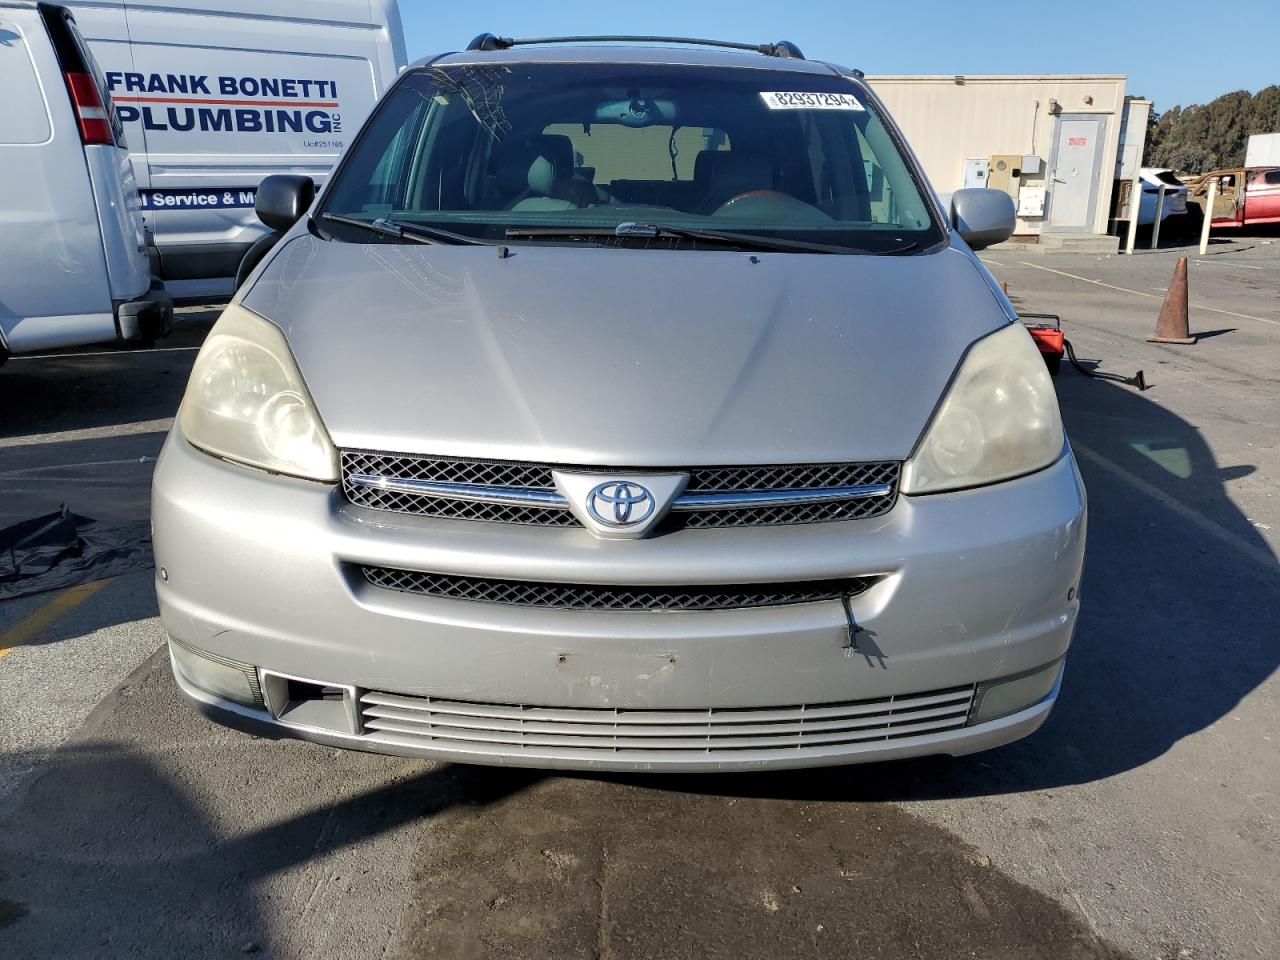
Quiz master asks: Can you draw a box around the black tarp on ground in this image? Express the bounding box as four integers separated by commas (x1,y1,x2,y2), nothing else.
0,431,162,601
0,507,152,601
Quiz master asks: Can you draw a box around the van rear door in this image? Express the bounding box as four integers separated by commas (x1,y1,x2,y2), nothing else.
0,4,117,352
71,0,405,298
41,3,152,304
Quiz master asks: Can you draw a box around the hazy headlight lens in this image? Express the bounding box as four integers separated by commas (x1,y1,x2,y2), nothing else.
903,324,1064,494
178,303,338,481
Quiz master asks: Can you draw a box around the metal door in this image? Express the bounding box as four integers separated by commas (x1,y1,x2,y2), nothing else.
1046,115,1105,232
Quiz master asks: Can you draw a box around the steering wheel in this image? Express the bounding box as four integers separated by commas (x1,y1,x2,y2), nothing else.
713,189,792,214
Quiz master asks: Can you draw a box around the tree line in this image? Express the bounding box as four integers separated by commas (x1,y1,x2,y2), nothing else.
1144,86,1280,173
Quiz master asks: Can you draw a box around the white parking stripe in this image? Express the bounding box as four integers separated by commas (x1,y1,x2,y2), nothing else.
1190,259,1265,271
1017,261,1279,326
9,345,201,360
0,418,173,449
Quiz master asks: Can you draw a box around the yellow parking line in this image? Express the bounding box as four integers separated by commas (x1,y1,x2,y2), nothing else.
1017,261,1279,326
0,579,112,659
1072,443,1278,570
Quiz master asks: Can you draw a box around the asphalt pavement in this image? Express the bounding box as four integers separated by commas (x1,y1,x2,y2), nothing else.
0,236,1277,959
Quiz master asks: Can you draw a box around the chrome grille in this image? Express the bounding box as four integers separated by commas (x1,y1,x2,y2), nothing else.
361,566,874,612
344,451,554,489
341,451,899,528
685,462,894,492
358,685,976,757
341,451,576,525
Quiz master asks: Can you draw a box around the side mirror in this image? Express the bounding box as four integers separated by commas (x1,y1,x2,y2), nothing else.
255,174,315,232
950,188,1016,250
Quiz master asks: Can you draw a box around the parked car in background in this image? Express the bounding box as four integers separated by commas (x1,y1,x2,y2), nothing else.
1186,166,1280,230
65,0,406,299
0,2,170,360
1137,168,1188,226
156,36,1085,773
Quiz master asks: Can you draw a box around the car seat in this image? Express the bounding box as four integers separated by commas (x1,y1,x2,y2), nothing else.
497,135,596,210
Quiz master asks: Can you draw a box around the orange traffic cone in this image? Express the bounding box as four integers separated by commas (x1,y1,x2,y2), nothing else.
1147,257,1195,344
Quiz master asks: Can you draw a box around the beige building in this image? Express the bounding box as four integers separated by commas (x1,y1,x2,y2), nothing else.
865,74,1135,240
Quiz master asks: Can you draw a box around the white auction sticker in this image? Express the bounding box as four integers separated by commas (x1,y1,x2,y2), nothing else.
759,91,864,111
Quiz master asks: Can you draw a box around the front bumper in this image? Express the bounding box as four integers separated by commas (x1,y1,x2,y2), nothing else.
153,433,1086,772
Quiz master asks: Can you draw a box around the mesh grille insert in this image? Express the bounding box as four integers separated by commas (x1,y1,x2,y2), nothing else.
342,451,900,528
360,566,875,612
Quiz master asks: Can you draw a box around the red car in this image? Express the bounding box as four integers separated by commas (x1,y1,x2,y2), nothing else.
1187,166,1280,228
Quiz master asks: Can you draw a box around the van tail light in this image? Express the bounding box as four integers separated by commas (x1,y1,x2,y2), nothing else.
64,71,114,145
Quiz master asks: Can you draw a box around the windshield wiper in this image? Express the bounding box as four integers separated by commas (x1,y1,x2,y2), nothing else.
879,240,920,255
318,213,486,245
505,222,875,255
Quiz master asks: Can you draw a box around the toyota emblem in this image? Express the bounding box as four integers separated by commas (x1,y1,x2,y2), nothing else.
585,480,655,527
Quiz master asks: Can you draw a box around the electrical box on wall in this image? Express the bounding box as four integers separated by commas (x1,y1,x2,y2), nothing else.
963,158,990,189
987,155,1023,197
1018,185,1047,217
1020,155,1043,176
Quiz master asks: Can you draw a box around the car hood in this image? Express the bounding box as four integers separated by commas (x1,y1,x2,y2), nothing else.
242,234,1009,465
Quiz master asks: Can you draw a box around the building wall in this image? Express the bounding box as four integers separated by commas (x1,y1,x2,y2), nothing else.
864,75,1127,235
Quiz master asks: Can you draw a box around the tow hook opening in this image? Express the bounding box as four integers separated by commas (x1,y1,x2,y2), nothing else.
261,670,360,735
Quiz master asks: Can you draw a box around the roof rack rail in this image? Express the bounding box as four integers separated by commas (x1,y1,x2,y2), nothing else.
466,34,805,59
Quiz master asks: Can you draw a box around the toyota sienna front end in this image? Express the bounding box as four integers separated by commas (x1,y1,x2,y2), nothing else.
152,38,1085,772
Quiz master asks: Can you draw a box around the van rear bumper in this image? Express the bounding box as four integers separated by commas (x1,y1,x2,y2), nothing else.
114,279,173,343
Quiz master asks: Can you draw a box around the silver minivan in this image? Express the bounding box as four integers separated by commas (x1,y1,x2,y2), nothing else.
0,2,170,358
155,37,1086,772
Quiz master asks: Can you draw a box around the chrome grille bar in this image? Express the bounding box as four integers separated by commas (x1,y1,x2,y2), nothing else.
346,474,568,509
347,473,892,512
670,483,893,511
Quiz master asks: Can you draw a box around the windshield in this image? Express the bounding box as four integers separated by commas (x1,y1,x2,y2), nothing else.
318,62,943,253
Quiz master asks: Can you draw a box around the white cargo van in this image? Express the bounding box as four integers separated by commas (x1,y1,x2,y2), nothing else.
0,1,170,358
66,0,406,298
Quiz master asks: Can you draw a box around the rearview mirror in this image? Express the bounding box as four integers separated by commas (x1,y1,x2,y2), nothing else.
255,174,315,232
950,189,1016,250
595,98,676,128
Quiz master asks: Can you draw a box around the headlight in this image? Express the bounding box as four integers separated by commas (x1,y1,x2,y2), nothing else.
902,324,1064,494
178,303,338,481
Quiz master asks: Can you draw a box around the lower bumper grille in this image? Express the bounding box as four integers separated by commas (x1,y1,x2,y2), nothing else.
358,686,976,756
360,565,874,612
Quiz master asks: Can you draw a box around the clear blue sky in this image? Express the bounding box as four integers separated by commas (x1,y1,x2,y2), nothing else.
398,0,1279,113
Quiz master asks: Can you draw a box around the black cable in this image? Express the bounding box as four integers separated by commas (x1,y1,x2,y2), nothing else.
1063,338,1148,391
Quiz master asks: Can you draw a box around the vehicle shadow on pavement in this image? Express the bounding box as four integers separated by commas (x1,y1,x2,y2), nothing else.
0,308,214,441
0,652,546,958
0,432,165,526
651,365,1280,803
0,653,1136,960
